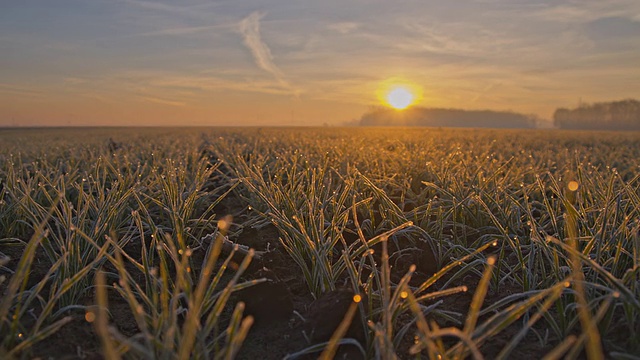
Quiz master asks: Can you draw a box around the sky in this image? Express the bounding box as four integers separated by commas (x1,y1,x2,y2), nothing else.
1,0,639,126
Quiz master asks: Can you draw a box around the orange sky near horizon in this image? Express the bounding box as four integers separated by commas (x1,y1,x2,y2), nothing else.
1,1,639,127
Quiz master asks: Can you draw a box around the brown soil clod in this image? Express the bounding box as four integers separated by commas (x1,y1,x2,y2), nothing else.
303,288,367,345
237,278,294,326
414,241,439,276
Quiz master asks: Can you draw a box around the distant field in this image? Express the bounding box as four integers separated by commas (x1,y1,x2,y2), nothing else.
1,127,639,359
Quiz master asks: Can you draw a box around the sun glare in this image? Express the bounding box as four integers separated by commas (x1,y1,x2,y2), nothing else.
377,79,422,110
386,87,415,110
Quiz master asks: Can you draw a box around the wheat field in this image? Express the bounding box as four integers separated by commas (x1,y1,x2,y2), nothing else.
1,127,639,359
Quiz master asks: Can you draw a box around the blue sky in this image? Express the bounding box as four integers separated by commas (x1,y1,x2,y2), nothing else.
1,0,639,126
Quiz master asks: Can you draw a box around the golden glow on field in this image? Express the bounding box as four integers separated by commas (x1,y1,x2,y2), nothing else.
377,78,423,110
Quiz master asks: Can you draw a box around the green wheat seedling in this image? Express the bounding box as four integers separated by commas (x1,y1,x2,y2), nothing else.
0,205,94,358
338,201,500,358
233,153,445,300
401,256,571,360
90,223,258,359
5,154,136,307
234,157,357,297
135,157,226,249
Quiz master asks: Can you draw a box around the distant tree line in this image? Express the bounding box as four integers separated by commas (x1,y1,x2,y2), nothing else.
554,99,640,130
359,107,537,128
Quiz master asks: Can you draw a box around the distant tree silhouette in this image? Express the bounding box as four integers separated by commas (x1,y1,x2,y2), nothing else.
359,106,536,128
553,99,640,130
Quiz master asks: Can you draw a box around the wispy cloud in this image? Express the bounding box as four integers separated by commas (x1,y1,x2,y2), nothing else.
238,12,297,94
139,95,186,107
327,22,360,34
471,82,503,103
129,23,235,38
532,0,640,23
149,73,298,97
120,0,202,16
102,69,299,98
0,84,44,98
396,21,518,58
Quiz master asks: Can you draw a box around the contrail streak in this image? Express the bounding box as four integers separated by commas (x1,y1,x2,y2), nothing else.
239,12,295,92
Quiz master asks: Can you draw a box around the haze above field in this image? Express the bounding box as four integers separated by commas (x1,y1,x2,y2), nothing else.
1,1,639,127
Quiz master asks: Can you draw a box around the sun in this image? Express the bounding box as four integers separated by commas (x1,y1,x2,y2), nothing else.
386,87,415,110
377,79,422,110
